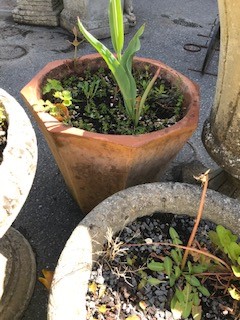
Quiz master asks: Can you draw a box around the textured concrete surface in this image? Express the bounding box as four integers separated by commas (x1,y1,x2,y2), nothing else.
0,227,36,319
0,0,222,319
202,0,240,180
0,89,37,238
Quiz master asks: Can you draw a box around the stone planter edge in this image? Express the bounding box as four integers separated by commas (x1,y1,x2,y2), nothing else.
0,89,38,238
48,182,240,320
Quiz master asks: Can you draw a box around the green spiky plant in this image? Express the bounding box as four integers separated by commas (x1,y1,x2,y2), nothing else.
77,0,160,127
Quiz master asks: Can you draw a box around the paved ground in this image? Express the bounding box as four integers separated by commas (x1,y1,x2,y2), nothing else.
0,0,219,319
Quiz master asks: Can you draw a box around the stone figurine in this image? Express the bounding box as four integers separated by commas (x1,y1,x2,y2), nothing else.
123,0,136,26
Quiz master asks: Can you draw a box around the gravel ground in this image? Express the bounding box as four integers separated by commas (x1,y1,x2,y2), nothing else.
86,213,238,320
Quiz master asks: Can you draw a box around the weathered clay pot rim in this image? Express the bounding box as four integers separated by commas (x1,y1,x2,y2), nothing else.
48,182,240,320
21,53,199,148
0,89,37,238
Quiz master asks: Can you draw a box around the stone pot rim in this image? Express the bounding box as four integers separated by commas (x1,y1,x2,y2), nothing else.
21,53,199,148
0,89,38,238
48,182,240,320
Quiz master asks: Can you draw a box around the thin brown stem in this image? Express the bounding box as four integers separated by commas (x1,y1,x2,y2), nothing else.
123,240,232,271
181,170,210,270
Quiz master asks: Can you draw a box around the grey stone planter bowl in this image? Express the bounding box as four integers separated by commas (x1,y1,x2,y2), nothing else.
0,89,37,237
48,182,240,320
0,89,37,319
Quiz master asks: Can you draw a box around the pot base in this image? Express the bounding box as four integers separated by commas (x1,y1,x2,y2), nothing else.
0,228,36,320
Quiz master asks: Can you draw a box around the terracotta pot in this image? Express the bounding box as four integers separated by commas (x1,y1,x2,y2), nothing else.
47,182,240,319
21,54,199,214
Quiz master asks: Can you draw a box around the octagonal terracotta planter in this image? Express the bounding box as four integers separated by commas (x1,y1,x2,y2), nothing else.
21,53,199,214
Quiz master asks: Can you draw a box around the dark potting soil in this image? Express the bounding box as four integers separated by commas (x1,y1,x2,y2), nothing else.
0,114,8,164
86,213,240,320
42,66,185,135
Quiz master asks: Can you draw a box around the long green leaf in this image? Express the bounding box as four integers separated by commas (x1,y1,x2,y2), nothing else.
109,0,124,59
228,242,240,262
171,249,181,265
164,256,173,278
77,17,133,117
137,67,160,124
147,277,162,285
182,283,193,318
147,260,165,272
120,24,145,122
77,17,118,72
185,275,201,287
121,24,145,72
198,285,210,297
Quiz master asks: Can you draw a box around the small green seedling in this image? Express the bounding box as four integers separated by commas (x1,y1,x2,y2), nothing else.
42,79,64,95
67,26,83,69
78,79,101,101
35,79,72,121
209,225,240,300
147,227,210,319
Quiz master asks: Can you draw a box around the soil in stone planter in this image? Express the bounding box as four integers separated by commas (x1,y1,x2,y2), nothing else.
86,213,240,320
0,102,8,164
40,64,185,135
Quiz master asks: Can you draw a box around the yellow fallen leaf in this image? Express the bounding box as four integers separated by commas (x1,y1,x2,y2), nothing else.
98,284,106,298
88,281,98,294
38,269,54,290
228,286,240,301
139,300,148,310
98,304,107,314
125,315,140,320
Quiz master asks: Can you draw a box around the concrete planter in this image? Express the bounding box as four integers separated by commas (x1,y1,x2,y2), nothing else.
0,89,37,237
48,182,240,319
21,53,199,214
13,0,63,27
0,89,37,319
202,0,240,181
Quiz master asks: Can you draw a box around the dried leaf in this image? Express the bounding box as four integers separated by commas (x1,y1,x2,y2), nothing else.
137,278,147,290
88,282,98,294
232,265,240,278
122,286,131,299
139,300,147,310
228,286,240,301
98,284,106,298
38,269,54,290
192,304,202,320
54,103,69,121
125,315,140,320
98,304,107,314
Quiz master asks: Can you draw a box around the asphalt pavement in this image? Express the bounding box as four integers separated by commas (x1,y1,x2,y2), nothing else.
0,0,219,319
